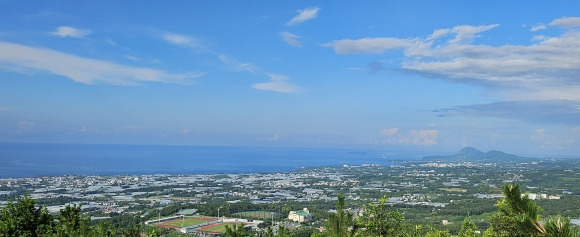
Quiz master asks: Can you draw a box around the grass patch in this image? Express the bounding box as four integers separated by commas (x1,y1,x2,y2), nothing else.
439,188,467,192
202,223,241,233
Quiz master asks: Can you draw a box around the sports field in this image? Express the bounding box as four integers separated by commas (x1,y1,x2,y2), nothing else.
156,217,210,229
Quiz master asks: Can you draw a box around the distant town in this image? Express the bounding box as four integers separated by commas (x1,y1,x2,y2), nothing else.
2,148,580,235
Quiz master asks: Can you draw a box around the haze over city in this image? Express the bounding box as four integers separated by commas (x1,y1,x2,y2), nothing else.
1,1,580,156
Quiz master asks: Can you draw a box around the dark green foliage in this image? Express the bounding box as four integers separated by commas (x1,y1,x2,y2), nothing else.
0,196,53,237
424,228,451,237
0,197,163,237
457,216,478,237
225,223,247,237
357,195,408,237
484,184,578,237
544,216,576,237
120,224,140,237
322,195,358,237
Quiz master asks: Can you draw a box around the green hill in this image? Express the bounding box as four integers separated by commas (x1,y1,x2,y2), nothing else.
423,147,531,162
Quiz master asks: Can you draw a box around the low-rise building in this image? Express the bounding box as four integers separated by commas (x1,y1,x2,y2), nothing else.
288,208,312,223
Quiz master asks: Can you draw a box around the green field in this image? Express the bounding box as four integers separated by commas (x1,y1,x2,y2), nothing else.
233,211,282,220
202,223,241,233
159,217,207,228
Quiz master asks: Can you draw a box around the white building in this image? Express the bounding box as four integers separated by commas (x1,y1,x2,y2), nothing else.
288,208,312,223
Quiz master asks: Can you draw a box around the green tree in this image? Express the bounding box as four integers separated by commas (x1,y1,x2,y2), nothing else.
266,226,275,237
457,216,478,237
424,228,451,237
483,212,527,237
323,195,357,237
544,216,576,237
55,204,92,236
120,224,141,237
485,184,578,237
225,223,246,237
146,229,160,237
357,195,407,237
278,226,289,237
0,196,54,237
93,221,117,237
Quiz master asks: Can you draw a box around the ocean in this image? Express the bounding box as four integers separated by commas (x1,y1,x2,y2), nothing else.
0,143,419,178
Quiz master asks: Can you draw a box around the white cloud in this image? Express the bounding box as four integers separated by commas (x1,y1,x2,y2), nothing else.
51,26,91,38
125,55,140,61
286,7,320,26
323,37,415,54
400,129,439,146
403,32,580,100
252,74,301,93
280,32,302,47
549,17,580,28
162,33,201,48
379,128,399,136
426,28,451,41
425,24,499,44
324,24,499,55
0,41,203,85
447,24,499,44
530,24,546,32
532,35,547,41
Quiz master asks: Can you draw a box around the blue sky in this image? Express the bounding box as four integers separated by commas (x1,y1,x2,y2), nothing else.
1,1,580,156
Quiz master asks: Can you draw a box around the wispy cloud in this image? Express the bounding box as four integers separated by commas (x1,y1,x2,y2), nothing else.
447,24,499,44
51,26,92,38
219,55,257,73
0,41,203,85
252,74,301,93
280,32,302,47
219,55,301,94
162,33,201,48
286,7,320,26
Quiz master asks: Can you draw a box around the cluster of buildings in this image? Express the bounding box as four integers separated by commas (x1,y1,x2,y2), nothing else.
0,160,573,222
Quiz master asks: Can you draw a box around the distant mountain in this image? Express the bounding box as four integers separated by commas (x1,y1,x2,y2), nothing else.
457,147,484,156
423,147,530,162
